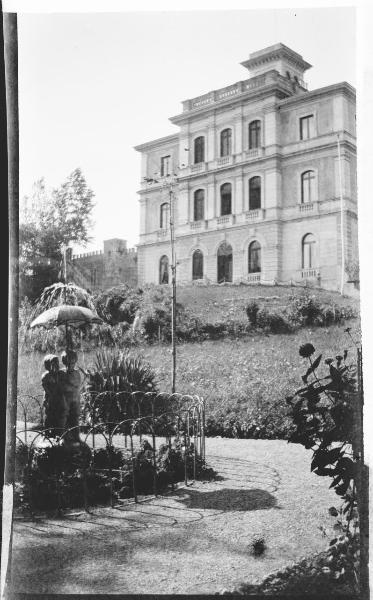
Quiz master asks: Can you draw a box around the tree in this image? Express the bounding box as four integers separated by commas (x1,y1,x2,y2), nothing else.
19,169,95,300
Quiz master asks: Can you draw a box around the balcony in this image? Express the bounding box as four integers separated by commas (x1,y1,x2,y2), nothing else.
301,268,319,279
299,202,315,213
190,162,206,174
190,220,207,230
216,156,233,168
245,208,265,222
216,214,235,228
246,273,261,283
181,73,273,113
244,147,264,161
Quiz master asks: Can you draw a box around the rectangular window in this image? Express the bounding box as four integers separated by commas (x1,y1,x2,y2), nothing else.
161,155,171,177
300,115,314,140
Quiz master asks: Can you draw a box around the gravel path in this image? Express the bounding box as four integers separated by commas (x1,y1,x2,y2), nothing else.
11,438,338,595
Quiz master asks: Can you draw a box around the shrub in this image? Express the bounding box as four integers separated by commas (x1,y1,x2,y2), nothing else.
94,284,143,325
83,348,159,431
286,343,362,592
286,292,356,328
256,308,293,334
14,438,212,511
245,300,260,326
142,307,171,342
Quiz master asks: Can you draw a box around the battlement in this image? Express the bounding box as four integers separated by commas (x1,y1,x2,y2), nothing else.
68,238,138,290
72,243,137,261
72,250,103,260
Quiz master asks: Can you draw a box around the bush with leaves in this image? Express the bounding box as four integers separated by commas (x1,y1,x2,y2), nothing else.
14,438,213,511
256,308,293,334
244,292,356,335
286,338,362,591
94,285,143,326
245,300,260,326
83,348,159,432
286,293,356,328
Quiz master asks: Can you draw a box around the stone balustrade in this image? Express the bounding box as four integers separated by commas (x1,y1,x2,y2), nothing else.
301,268,319,279
246,273,261,283
183,72,282,113
299,202,315,213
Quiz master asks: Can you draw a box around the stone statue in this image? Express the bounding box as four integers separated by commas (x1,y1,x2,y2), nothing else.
60,349,83,444
41,354,66,435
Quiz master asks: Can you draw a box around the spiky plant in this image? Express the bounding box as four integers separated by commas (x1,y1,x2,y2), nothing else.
93,348,157,394
83,349,159,431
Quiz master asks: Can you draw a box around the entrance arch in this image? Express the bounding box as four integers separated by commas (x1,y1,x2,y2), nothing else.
217,242,233,283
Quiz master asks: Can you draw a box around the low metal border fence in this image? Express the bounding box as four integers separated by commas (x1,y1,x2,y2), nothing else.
15,392,205,519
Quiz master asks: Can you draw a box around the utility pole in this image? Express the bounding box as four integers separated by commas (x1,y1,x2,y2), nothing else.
144,159,181,394
169,182,177,393
337,133,345,295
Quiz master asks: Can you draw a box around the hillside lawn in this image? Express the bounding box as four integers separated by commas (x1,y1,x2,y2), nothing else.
174,282,358,323
17,284,360,426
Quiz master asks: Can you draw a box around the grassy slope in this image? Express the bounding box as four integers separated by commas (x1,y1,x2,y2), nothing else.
175,283,359,322
17,284,360,425
141,321,360,423
18,328,361,430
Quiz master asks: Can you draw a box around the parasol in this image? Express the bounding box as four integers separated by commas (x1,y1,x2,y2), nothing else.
30,305,103,329
30,305,103,350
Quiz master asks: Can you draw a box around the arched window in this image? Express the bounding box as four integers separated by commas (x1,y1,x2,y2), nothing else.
220,128,232,157
302,234,316,269
301,170,316,204
159,255,169,284
194,136,205,164
249,176,261,210
217,242,233,283
90,268,97,286
220,183,232,216
194,189,204,221
248,241,261,273
249,120,261,149
160,202,170,229
192,250,204,280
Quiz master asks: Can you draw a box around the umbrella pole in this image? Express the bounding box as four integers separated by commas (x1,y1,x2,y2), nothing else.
65,323,70,351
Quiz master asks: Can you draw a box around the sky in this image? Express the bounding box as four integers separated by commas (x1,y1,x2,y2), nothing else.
18,7,357,254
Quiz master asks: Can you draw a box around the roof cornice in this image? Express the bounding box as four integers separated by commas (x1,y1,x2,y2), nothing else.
241,43,312,73
134,133,178,152
170,82,294,125
277,82,356,109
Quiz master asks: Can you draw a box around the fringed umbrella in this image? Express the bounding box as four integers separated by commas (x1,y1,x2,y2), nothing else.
30,304,103,350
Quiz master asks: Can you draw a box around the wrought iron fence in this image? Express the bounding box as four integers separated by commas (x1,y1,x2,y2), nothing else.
15,392,205,518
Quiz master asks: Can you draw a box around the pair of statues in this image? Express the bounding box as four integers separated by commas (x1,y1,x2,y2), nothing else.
41,349,83,443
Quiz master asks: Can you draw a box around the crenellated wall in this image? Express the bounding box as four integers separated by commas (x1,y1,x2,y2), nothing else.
67,239,138,291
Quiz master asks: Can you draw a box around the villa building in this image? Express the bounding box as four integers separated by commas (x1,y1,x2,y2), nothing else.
135,43,357,291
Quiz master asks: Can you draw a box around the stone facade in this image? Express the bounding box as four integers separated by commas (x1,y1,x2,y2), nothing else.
135,44,357,292
67,239,137,292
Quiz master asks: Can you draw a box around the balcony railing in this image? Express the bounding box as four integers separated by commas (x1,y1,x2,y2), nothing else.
157,229,168,239
301,268,319,279
246,273,261,283
216,156,232,167
245,147,264,160
245,208,265,222
181,71,306,113
217,215,232,226
190,220,202,229
299,203,315,213
190,162,205,173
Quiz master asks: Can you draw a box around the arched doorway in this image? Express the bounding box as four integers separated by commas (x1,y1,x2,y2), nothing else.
217,242,233,283
192,249,204,280
159,255,169,284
